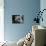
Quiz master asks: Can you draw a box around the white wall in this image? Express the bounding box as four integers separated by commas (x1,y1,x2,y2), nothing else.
0,0,4,42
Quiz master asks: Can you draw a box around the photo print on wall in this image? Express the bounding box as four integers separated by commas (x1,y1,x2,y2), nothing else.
12,15,24,24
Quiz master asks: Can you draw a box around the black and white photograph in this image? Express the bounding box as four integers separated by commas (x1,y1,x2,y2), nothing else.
12,15,24,24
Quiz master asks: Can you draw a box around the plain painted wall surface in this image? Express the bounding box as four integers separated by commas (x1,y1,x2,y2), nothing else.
4,0,40,42
40,0,46,27
0,0,4,41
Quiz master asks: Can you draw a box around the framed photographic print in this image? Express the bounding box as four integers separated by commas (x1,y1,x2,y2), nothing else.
12,15,24,24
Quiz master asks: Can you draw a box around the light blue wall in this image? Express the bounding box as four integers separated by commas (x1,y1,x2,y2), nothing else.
4,0,40,42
